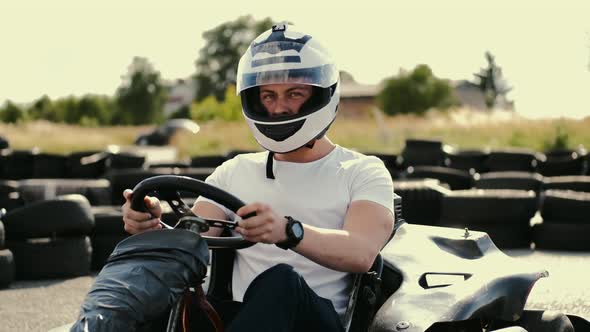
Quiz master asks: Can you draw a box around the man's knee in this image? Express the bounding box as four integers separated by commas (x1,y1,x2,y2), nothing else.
245,264,304,300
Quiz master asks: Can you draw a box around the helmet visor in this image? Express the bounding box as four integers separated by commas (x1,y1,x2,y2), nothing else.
237,64,338,93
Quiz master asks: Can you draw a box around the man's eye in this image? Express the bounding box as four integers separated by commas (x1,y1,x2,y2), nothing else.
261,95,274,101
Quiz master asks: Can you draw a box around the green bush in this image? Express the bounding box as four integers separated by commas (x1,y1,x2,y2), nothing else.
190,85,242,122
377,64,457,116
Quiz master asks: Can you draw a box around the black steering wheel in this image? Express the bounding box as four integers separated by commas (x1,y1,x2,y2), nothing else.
130,175,255,249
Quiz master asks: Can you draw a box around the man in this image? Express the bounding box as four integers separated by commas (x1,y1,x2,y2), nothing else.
122,23,394,331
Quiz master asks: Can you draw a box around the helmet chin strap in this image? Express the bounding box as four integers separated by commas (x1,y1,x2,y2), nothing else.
265,139,317,180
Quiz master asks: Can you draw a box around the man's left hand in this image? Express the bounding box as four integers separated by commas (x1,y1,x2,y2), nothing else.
235,202,289,244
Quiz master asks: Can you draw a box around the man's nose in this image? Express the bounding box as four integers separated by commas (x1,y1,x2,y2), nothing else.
270,98,292,117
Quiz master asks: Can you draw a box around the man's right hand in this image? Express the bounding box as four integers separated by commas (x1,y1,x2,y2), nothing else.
122,189,163,234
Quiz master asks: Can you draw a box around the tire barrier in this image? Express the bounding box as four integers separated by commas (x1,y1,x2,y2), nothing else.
18,179,112,206
0,192,25,212
90,206,129,270
0,180,19,196
0,248,15,288
540,190,590,223
474,172,544,193
0,219,4,249
440,189,538,248
6,236,92,280
148,161,191,169
485,148,541,172
1,149,37,180
3,194,94,240
107,152,146,170
107,168,215,205
32,153,68,178
402,166,474,190
399,139,448,168
541,176,590,193
190,155,228,168
536,152,587,177
532,222,590,251
444,149,490,174
392,179,451,226
67,150,109,178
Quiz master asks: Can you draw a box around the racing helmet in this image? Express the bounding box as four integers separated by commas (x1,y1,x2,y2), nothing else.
236,23,340,153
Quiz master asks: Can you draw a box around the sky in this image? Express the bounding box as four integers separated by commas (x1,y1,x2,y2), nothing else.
1,0,589,119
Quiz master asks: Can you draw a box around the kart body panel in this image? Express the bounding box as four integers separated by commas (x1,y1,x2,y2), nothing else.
372,223,548,332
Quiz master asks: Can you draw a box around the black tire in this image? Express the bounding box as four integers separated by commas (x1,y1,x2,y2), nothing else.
107,152,146,170
540,190,590,223
0,220,4,248
485,149,540,172
18,179,112,205
532,222,590,251
190,155,227,168
3,194,94,239
0,194,25,212
6,236,92,279
90,233,129,271
400,139,447,167
537,154,586,177
91,206,127,235
32,153,68,178
441,189,538,224
444,149,490,173
542,175,590,192
148,162,191,169
0,180,19,196
393,179,451,225
0,249,15,288
402,166,474,190
474,172,544,192
439,219,531,249
2,150,36,180
107,168,175,205
67,150,108,178
517,310,574,332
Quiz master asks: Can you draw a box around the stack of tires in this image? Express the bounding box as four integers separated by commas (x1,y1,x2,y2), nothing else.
444,149,490,174
536,148,587,177
89,206,130,270
0,180,25,212
392,179,451,226
533,189,590,251
18,178,112,206
398,139,449,168
2,195,94,279
402,166,474,190
439,189,538,249
485,148,541,172
0,209,15,288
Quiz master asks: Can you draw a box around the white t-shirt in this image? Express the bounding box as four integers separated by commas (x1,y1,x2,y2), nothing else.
196,145,394,319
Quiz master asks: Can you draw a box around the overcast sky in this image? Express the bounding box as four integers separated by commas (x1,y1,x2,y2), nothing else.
1,0,589,119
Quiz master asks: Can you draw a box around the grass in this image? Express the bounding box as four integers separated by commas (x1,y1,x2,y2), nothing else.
2,108,589,159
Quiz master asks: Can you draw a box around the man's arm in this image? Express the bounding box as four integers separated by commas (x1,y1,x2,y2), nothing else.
236,200,394,274
294,200,394,273
192,201,226,237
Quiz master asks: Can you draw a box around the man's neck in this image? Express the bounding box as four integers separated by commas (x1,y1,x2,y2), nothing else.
273,137,335,163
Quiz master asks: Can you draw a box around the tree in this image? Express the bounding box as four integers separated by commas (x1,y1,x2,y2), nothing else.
27,95,54,121
194,15,274,101
0,101,27,123
473,51,512,109
377,64,457,116
114,56,166,125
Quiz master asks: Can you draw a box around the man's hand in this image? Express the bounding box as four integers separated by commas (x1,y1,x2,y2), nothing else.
235,202,288,244
121,189,163,234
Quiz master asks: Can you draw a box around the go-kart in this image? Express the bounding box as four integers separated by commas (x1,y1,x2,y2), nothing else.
55,175,590,332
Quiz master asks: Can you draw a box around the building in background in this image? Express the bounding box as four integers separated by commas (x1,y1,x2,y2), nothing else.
163,78,197,116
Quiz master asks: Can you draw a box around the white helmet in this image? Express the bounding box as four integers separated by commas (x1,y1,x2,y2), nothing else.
236,23,340,153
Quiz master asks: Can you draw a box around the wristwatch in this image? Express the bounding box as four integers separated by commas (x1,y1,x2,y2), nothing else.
276,216,304,250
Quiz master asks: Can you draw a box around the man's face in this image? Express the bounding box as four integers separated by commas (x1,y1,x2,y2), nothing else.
259,83,313,117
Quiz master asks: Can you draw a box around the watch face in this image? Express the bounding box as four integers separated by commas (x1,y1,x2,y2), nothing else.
291,222,304,239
